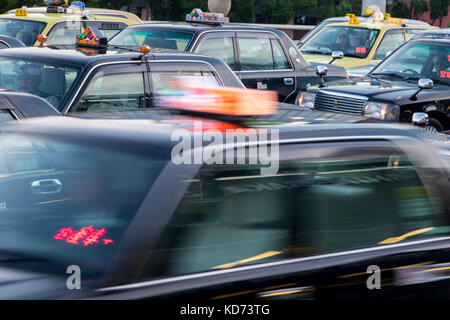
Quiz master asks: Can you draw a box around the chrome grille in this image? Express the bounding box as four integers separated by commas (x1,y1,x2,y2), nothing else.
314,91,368,115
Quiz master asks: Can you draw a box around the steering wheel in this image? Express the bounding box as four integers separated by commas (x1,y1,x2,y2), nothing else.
403,69,419,76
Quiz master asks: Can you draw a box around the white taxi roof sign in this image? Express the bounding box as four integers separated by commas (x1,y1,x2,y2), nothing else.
186,8,224,25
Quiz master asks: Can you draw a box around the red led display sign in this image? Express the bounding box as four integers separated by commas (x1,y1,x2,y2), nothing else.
54,226,114,246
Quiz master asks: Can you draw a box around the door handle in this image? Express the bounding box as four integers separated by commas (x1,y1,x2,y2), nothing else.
31,179,62,194
284,78,294,85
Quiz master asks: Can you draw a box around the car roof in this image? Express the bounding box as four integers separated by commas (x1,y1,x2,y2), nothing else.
0,46,226,68
408,37,450,45
0,90,60,117
327,20,433,29
0,12,135,24
323,16,430,26
4,114,426,149
6,7,142,23
134,22,288,36
414,28,450,38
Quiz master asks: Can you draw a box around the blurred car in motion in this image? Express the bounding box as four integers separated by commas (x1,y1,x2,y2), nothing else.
0,1,138,47
298,13,435,69
299,37,450,132
0,103,449,299
107,8,349,104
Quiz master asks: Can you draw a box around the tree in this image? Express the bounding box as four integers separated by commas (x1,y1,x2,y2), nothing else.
317,0,361,21
229,0,255,23
388,1,411,18
410,0,428,19
258,0,296,24
1,0,45,13
430,0,450,27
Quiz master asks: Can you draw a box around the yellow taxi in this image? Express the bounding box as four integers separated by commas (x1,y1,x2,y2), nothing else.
0,1,139,47
299,13,437,69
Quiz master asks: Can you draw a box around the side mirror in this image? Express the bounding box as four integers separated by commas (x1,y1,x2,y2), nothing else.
316,65,328,76
411,78,433,100
316,65,328,87
412,112,429,127
329,51,343,64
418,78,434,90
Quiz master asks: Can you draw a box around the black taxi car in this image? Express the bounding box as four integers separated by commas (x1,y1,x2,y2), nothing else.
0,88,449,301
107,9,348,104
299,37,450,132
0,44,245,114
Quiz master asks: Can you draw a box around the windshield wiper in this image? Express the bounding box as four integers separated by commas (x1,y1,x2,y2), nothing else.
431,78,450,86
370,72,408,80
343,53,364,59
301,50,329,55
107,45,140,53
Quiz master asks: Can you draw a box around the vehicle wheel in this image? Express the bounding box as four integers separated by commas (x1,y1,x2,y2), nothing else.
424,118,444,134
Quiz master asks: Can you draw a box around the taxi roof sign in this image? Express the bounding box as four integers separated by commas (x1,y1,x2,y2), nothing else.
44,0,68,6
386,17,405,25
76,26,107,48
364,7,375,16
15,8,27,16
186,8,224,25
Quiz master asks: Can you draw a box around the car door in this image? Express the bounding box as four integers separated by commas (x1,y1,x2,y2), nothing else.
66,62,149,114
234,32,297,103
98,137,450,300
0,133,71,217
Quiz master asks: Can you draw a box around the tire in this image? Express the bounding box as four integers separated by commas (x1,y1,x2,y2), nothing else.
425,118,445,133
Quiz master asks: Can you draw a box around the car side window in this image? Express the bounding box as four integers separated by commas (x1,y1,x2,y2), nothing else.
76,71,146,112
194,35,236,70
140,143,447,280
374,29,406,60
237,36,274,71
271,39,290,69
0,110,14,123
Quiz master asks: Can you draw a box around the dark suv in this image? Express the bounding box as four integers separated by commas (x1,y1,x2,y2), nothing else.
300,37,450,132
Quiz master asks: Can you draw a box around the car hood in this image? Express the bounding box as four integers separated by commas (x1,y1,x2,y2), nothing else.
308,77,450,105
302,54,366,68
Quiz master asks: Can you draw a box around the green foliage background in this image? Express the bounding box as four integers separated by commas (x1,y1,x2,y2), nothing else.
1,0,448,26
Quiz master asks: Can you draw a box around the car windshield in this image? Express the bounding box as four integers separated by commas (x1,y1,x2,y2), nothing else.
371,42,450,85
0,131,167,280
301,26,380,58
109,28,193,51
0,56,81,110
0,18,46,46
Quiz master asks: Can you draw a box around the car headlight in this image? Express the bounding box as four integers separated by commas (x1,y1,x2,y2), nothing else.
363,101,399,121
297,91,316,108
